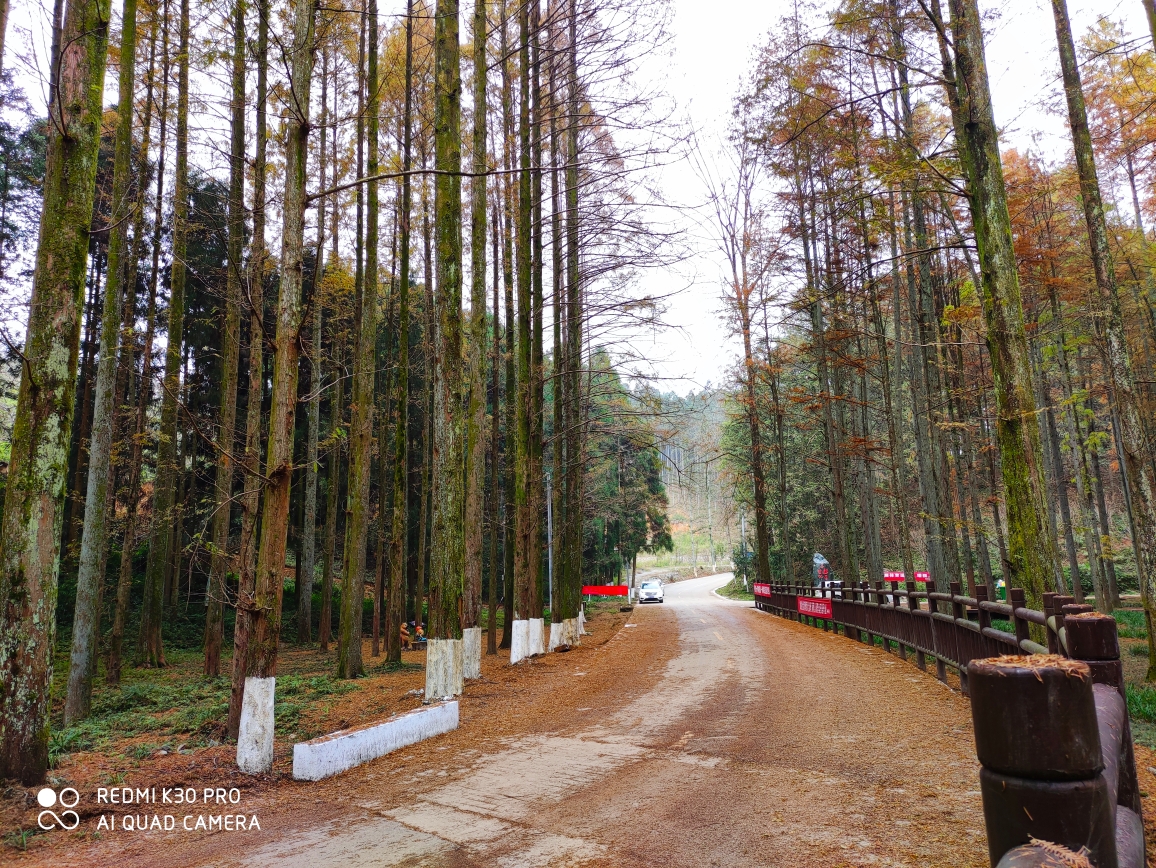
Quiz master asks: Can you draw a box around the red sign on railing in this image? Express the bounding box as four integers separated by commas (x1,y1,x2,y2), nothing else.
797,596,833,618
884,570,905,581
582,585,629,596
915,571,930,582
753,583,771,597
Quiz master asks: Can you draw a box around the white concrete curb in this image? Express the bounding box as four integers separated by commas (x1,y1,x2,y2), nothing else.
291,701,459,781
236,676,275,774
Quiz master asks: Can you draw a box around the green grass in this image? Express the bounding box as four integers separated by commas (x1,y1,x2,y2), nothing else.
1127,683,1156,724
715,575,754,601
1114,609,1147,640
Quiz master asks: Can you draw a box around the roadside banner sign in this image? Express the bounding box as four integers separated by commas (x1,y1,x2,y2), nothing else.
797,596,833,618
914,571,930,582
753,583,771,597
582,585,629,596
884,570,905,581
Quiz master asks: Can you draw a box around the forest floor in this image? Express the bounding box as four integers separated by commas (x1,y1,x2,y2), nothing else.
0,598,633,857
8,574,1137,867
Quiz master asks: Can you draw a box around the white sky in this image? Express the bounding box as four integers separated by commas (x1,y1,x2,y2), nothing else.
639,0,1152,396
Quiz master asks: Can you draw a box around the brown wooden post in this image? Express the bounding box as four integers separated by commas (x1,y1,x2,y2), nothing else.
926,578,947,683
1066,611,1144,825
968,656,1123,867
1009,587,1029,651
1043,592,1058,654
950,581,968,695
907,579,926,671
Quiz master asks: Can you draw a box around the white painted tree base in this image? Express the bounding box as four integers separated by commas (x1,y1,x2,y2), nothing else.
548,618,581,650
236,676,275,774
462,626,482,679
292,701,459,781
510,619,530,664
578,608,588,636
425,638,463,699
528,617,545,656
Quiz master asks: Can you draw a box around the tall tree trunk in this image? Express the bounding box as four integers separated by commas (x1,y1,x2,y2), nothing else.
0,0,110,784
65,0,140,722
387,0,415,665
464,0,486,635
563,0,583,617
247,0,315,687
227,0,268,739
319,350,344,652
1053,0,1156,638
489,200,501,652
528,0,545,621
339,0,378,678
108,4,163,686
299,44,327,646
931,0,1060,608
204,0,246,675
140,0,191,666
499,0,517,650
429,0,463,642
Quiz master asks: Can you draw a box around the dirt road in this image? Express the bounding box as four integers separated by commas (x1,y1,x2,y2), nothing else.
29,574,993,867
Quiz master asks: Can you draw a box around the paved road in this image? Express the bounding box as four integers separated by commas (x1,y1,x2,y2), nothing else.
223,574,986,868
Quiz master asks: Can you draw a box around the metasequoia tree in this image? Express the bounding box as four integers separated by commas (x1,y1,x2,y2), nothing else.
463,0,487,653
245,0,316,691
927,0,1059,609
1050,0,1156,665
0,0,110,784
65,0,141,722
229,0,269,740
338,0,379,680
204,0,248,675
428,0,463,643
140,0,192,665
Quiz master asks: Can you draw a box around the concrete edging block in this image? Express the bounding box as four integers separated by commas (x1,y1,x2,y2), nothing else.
291,701,459,781
237,676,275,774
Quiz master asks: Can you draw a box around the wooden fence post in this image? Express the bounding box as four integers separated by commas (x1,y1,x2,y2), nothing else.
908,579,926,671
951,582,968,695
925,579,946,683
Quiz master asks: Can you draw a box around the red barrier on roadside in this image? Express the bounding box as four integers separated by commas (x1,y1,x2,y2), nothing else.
797,596,833,618
582,585,629,596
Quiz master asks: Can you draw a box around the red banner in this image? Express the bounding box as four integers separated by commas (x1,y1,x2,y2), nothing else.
753,582,771,597
582,584,629,596
797,596,833,618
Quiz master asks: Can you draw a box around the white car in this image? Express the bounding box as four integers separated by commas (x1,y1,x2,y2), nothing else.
638,580,664,603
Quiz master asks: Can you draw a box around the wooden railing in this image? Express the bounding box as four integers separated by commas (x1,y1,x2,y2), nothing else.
755,580,1093,695
753,580,1146,867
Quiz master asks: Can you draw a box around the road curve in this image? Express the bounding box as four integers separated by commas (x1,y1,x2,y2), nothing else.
229,574,986,868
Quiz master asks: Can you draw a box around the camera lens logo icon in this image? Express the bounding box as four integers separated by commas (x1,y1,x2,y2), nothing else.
37,787,80,830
